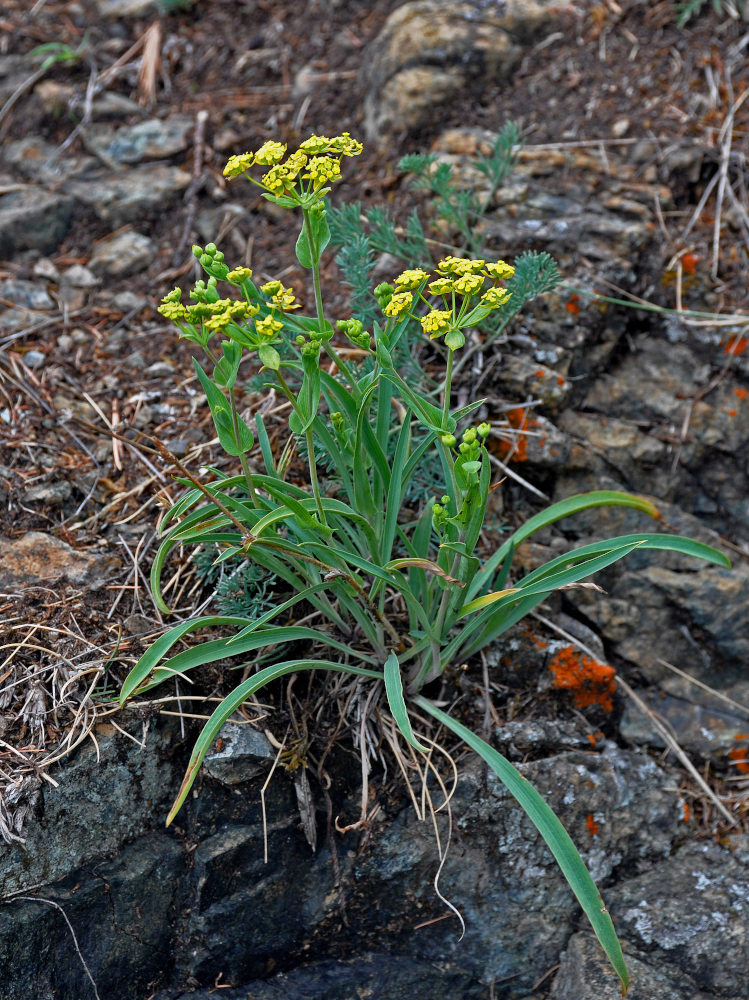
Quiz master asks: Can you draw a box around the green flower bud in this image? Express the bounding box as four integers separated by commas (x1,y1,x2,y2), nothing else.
440,434,457,448
205,242,217,255
463,428,477,444
478,422,491,439
192,244,203,258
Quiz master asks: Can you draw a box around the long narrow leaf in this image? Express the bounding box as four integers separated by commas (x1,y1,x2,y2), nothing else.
167,659,383,825
384,651,428,752
414,696,629,994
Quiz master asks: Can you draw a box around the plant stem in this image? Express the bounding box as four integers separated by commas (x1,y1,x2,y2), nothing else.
203,344,260,507
442,348,454,429
275,369,327,526
303,207,358,391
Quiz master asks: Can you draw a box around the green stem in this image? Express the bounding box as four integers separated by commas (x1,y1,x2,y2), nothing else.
302,207,358,391
203,344,260,508
442,348,454,429
275,369,327,527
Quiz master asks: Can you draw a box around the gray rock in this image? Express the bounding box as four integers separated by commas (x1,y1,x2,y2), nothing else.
203,722,275,785
549,932,731,1000
363,1,558,142
0,55,30,102
0,723,181,897
0,187,73,256
4,136,95,184
0,833,184,1000
95,0,161,14
82,115,195,165
0,279,53,311
610,841,749,995
349,747,683,994
152,954,482,1000
22,481,72,507
88,229,154,277
65,163,190,226
0,532,119,591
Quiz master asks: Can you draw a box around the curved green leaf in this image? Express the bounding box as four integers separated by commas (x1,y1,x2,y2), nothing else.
167,659,382,824
384,652,428,753
414,696,629,994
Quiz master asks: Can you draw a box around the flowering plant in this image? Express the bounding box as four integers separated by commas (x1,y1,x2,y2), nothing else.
120,134,730,993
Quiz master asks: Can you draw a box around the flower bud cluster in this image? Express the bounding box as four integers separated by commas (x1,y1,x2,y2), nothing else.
337,318,371,350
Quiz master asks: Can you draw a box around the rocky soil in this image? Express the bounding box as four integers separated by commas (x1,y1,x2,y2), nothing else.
1,1,749,998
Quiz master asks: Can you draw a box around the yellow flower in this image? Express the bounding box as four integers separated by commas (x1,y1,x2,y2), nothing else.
158,300,187,321
261,280,298,311
420,310,452,336
480,287,512,308
437,256,484,276
383,291,413,318
283,150,308,179
484,260,514,280
261,165,292,196
328,132,363,156
428,277,454,296
204,309,233,332
453,274,485,296
227,266,253,284
299,134,333,155
223,152,254,178
303,155,341,190
253,141,287,166
394,268,429,290
256,315,284,338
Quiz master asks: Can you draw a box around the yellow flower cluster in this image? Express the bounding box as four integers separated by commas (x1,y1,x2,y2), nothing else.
260,280,299,311
383,291,414,318
157,289,258,333
223,133,362,200
381,255,515,348
394,268,429,290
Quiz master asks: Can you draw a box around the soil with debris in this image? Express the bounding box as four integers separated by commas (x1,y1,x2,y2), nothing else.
1,1,749,998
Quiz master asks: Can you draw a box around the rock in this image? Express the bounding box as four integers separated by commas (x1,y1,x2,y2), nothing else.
152,954,482,1000
0,187,73,256
203,722,275,785
0,722,182,897
81,115,195,165
22,480,72,507
619,677,749,765
348,747,683,993
95,0,161,14
88,229,154,277
0,532,118,591
58,263,99,308
4,136,95,184
362,1,559,142
610,841,749,996
0,278,53,311
0,55,30,102
549,932,730,1000
65,163,190,227
0,833,185,999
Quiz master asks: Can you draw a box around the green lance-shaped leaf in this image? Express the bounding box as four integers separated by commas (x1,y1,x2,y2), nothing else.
384,651,428,753
166,659,383,825
193,359,254,457
414,696,629,994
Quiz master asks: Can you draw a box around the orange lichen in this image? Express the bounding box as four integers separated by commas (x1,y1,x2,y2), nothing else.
492,407,535,463
724,336,748,356
681,252,700,273
682,801,691,822
585,813,600,836
565,293,581,316
728,746,749,773
727,409,738,417
586,731,604,747
547,645,616,712
734,387,749,400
